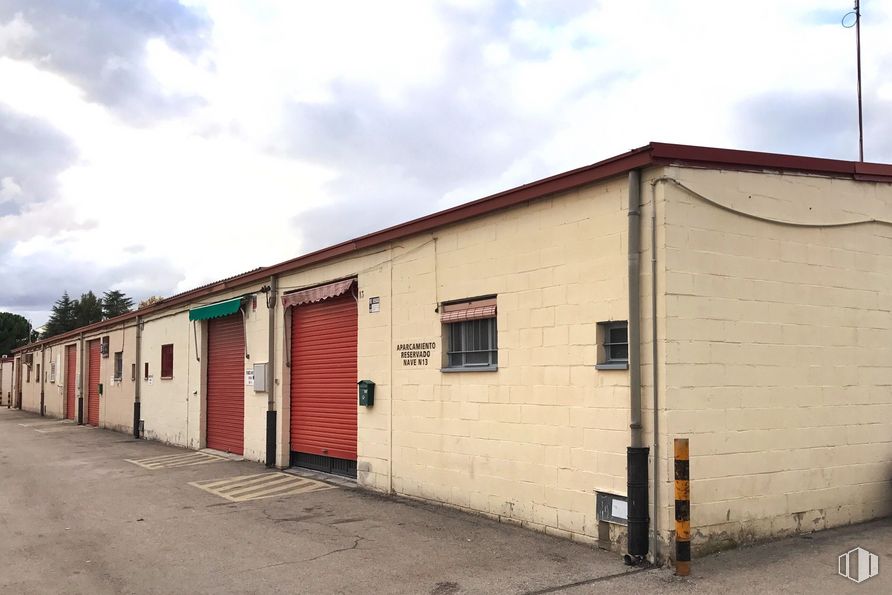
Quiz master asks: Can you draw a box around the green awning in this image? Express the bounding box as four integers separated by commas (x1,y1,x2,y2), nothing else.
189,298,242,321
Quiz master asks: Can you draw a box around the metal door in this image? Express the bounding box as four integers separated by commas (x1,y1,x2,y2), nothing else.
289,293,358,477
206,314,245,455
66,344,77,420
87,340,100,427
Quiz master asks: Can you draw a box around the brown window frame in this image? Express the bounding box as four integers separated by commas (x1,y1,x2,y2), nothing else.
160,344,174,379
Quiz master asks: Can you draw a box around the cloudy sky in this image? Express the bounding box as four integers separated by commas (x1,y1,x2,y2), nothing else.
1,0,891,328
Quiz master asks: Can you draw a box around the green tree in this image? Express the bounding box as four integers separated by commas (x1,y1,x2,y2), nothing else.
42,291,78,338
0,311,33,355
74,291,103,327
102,290,134,319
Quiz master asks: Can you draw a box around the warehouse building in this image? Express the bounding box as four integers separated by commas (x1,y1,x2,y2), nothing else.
11,142,892,562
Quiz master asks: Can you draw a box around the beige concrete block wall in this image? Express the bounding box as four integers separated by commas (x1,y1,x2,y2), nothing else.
276,249,396,491
82,325,137,433
140,310,196,447
16,339,83,421
41,342,65,418
19,349,42,413
1,360,14,405
12,355,21,408
638,171,672,560
58,340,81,420
139,284,270,458
387,176,636,543
228,289,271,461
663,166,892,554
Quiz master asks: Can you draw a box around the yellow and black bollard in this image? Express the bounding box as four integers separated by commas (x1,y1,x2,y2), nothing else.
675,438,690,576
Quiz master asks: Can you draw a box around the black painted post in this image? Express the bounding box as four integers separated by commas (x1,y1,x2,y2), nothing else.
133,401,141,438
627,446,650,559
266,410,277,467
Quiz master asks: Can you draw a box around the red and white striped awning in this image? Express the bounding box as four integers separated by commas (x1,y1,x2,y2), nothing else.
439,297,497,323
282,279,355,309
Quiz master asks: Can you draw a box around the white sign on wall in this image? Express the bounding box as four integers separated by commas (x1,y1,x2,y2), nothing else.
245,370,254,386
611,499,628,520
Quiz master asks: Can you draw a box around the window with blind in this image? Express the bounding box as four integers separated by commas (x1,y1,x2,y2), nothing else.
114,352,123,382
441,297,498,371
161,344,174,379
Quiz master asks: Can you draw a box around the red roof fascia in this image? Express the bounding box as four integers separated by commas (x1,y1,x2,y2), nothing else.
651,142,892,181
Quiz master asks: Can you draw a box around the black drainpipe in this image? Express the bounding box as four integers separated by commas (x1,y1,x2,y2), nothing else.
133,315,142,438
266,275,277,467
77,333,84,425
40,345,46,416
625,169,650,564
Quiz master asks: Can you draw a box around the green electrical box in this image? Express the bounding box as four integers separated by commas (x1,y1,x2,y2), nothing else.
358,380,375,407
98,383,103,396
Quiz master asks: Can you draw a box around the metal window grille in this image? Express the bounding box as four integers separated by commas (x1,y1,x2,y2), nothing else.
603,322,628,363
114,352,123,381
446,317,498,369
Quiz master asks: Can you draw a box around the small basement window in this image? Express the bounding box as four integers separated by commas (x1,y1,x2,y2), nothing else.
596,321,629,370
441,297,498,371
114,352,123,382
161,344,174,379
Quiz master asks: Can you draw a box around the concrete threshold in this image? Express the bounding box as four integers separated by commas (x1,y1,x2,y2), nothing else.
200,448,244,462
282,466,357,489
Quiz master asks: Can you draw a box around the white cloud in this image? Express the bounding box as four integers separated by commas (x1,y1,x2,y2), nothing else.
0,57,335,295
0,176,22,203
0,12,34,54
1,0,892,325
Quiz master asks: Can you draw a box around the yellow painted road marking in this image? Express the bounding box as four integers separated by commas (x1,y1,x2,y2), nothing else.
126,452,226,470
35,424,91,433
189,472,335,502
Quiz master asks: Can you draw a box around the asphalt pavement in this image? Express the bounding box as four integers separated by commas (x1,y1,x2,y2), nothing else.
1,408,889,594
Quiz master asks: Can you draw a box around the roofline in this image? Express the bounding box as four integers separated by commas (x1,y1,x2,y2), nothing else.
648,142,892,182
15,142,892,353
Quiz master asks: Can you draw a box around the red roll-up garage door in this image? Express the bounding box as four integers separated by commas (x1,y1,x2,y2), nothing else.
290,292,358,477
87,339,100,427
206,313,245,455
66,344,77,420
